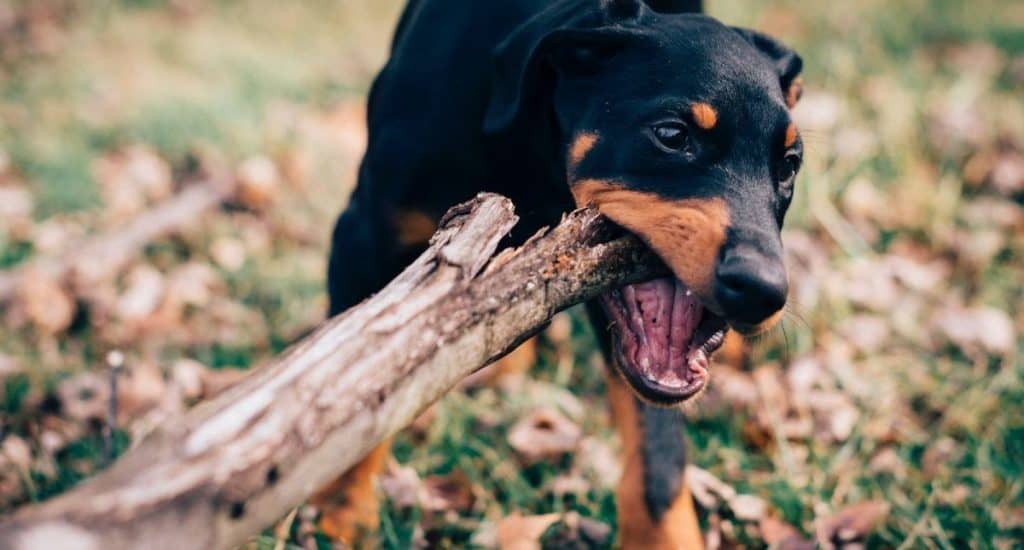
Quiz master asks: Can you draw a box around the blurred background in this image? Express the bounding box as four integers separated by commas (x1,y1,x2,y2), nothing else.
0,0,1021,547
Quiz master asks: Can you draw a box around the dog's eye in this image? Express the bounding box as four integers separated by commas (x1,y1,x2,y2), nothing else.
777,152,802,184
651,122,690,152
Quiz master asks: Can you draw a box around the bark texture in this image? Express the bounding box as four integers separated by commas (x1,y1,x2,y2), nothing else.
0,193,665,550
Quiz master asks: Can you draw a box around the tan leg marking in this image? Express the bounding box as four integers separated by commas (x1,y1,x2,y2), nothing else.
691,102,718,130
492,336,538,381
607,370,705,550
311,440,392,544
393,209,437,246
571,180,729,298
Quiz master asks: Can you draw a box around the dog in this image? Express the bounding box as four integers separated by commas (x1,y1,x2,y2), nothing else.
318,0,803,547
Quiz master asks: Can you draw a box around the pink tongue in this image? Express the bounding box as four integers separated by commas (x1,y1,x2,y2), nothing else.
611,277,703,383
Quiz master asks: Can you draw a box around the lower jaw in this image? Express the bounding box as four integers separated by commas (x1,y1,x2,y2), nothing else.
599,277,727,405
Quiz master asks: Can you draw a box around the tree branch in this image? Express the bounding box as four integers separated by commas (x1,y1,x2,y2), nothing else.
0,193,665,550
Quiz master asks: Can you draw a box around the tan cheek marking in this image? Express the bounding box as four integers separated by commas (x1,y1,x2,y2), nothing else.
393,209,437,246
785,76,803,109
572,179,729,297
691,102,718,130
785,123,798,148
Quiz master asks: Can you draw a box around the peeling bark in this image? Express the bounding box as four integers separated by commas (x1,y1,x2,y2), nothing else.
0,193,665,550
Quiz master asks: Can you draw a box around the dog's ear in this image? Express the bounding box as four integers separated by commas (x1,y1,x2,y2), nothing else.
483,1,648,134
642,0,702,13
732,28,804,108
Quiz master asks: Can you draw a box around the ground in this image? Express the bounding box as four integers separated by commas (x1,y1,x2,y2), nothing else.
0,0,1022,548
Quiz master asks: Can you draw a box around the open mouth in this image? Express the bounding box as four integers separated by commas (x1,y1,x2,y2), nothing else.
599,277,728,405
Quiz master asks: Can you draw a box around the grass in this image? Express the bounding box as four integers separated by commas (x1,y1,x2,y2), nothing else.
0,0,1022,548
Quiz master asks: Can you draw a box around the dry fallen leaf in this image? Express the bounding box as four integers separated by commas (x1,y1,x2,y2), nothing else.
165,262,221,308
577,437,620,488
115,265,166,322
0,183,34,239
1,435,32,470
210,237,247,272
496,513,560,550
56,371,109,422
507,408,581,462
379,462,422,510
760,516,815,549
235,155,281,211
730,494,767,522
816,500,890,547
17,271,76,334
94,145,173,223
686,465,737,510
990,150,1024,196
117,361,167,419
537,512,612,549
421,471,474,513
932,305,1015,356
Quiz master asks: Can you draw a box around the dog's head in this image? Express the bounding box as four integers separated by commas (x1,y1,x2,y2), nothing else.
484,0,804,404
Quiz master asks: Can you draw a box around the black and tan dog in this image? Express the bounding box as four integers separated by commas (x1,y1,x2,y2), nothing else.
318,0,803,547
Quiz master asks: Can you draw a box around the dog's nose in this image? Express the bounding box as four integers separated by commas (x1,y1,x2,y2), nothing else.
714,247,788,325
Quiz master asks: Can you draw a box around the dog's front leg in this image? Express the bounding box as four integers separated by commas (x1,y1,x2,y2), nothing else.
607,370,705,550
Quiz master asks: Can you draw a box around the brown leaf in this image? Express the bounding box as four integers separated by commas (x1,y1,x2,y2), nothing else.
990,151,1024,196
921,436,960,477
1,435,32,470
0,183,33,238
686,465,737,510
730,494,767,522
496,513,560,550
210,237,247,272
94,146,173,223
235,155,281,211
117,361,167,419
932,306,1015,356
538,512,612,549
816,501,890,545
577,437,620,488
115,265,166,322
421,471,474,513
170,359,206,401
760,516,814,549
17,271,75,334
380,463,422,510
57,371,108,422
507,408,581,462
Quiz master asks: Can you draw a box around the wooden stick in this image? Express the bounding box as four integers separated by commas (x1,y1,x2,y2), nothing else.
0,193,665,550
0,180,232,302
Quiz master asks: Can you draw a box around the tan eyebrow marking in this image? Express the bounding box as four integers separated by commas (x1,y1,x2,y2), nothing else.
691,102,718,130
785,76,804,109
784,123,798,148
568,132,599,171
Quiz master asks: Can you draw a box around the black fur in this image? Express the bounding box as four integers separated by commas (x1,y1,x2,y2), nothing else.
328,0,802,526
638,398,689,520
